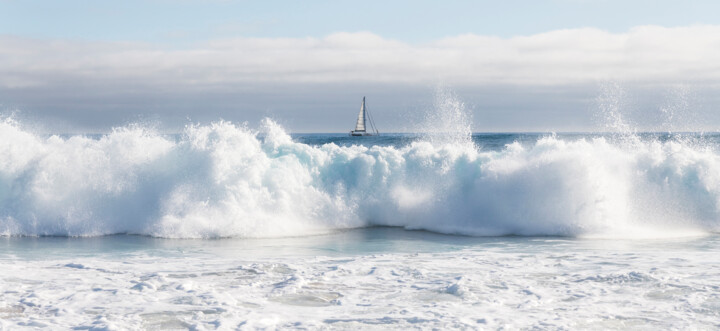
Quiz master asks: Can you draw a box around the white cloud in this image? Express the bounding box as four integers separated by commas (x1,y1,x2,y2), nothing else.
3,25,720,90
3,26,720,132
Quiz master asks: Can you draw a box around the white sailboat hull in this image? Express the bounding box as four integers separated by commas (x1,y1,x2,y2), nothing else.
350,131,374,136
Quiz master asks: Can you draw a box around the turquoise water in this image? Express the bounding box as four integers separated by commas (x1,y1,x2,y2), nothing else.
3,227,717,259
0,228,535,259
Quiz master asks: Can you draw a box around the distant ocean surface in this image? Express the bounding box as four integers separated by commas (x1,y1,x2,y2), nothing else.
2,118,720,329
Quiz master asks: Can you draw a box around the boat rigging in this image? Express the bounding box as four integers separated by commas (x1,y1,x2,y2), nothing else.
350,96,379,136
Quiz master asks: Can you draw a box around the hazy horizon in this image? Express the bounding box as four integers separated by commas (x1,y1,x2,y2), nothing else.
2,1,720,133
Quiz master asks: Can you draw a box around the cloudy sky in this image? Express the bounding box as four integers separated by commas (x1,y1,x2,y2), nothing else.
2,0,720,132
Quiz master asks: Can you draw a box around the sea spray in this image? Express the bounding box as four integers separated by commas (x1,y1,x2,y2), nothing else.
416,87,474,146
595,81,637,137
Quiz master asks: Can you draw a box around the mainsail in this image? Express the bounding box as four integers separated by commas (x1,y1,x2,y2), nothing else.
354,97,367,132
350,96,379,136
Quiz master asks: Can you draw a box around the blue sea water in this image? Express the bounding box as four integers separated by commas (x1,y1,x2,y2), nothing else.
2,118,720,329
294,131,720,150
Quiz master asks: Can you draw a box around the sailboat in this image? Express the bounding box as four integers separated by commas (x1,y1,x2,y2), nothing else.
350,96,379,136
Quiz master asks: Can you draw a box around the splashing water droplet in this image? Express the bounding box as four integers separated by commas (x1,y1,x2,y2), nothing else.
660,84,699,134
418,87,473,146
595,81,634,134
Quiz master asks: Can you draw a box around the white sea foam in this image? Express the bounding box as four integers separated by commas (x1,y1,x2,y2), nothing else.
1,116,720,238
2,233,720,329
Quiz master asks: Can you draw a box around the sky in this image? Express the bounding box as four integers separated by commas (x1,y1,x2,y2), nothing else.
2,0,720,132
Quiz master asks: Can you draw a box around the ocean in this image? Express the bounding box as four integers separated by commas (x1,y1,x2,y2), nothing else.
2,117,720,329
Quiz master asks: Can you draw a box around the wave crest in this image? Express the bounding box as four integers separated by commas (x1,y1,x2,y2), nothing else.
1,118,719,238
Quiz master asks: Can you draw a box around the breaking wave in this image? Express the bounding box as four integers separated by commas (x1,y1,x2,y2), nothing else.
1,117,720,238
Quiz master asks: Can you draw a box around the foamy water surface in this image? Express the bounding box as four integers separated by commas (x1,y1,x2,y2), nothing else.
2,228,720,329
2,116,720,329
